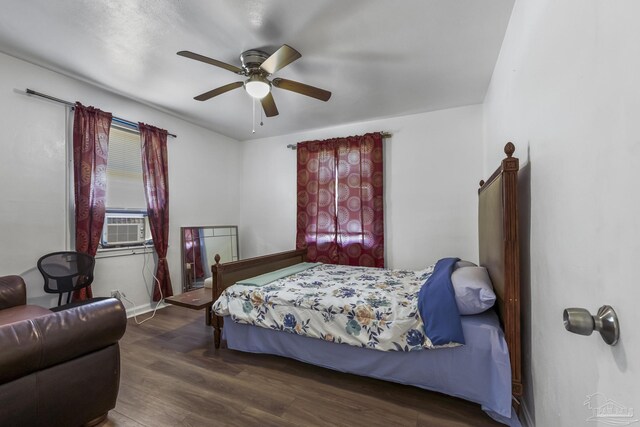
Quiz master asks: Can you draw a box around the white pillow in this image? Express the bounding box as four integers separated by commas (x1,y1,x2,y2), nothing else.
451,266,496,315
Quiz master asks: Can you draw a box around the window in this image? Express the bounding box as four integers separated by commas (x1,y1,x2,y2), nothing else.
100,125,152,249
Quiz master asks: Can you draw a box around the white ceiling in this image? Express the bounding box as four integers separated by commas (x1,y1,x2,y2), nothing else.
0,0,514,141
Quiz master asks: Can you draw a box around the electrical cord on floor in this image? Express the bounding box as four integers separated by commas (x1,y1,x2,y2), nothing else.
119,242,164,325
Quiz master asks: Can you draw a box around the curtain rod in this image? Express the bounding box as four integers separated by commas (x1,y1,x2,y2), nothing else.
286,132,392,150
25,88,177,138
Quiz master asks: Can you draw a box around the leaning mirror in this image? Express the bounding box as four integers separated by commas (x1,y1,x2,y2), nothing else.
181,226,239,292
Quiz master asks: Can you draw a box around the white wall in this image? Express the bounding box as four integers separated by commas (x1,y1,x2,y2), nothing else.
0,52,242,314
484,1,640,425
239,105,483,270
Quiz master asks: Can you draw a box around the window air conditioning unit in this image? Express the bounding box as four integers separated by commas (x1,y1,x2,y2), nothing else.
102,213,148,247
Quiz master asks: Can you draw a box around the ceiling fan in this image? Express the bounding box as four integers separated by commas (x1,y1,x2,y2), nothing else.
177,44,331,117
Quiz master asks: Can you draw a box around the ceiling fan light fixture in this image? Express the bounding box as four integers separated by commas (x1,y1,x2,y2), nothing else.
245,75,271,99
179,44,331,116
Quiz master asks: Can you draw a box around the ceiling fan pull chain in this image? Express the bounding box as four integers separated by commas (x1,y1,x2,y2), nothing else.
252,97,256,134
260,106,264,127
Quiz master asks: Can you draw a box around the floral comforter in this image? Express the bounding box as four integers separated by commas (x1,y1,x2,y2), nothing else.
213,263,456,351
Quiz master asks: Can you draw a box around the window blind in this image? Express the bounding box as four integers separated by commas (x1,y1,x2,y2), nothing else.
106,126,147,209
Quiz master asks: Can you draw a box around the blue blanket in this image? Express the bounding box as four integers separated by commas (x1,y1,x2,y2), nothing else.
418,258,465,345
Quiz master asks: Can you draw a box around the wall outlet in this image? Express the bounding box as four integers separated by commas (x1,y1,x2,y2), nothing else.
110,290,122,300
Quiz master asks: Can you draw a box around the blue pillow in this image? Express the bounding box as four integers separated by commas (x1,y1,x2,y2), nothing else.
415,260,476,281
451,266,496,315
455,260,477,269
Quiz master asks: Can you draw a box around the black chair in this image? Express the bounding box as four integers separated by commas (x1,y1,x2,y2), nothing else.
37,251,95,306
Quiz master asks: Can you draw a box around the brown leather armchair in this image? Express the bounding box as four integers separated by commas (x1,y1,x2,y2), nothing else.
0,275,127,427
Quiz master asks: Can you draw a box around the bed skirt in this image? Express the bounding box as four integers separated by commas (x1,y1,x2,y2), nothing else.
222,311,521,426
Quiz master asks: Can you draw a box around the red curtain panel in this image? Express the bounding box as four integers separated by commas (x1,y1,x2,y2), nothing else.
336,133,384,267
72,103,112,300
139,123,172,301
296,139,338,263
296,132,384,267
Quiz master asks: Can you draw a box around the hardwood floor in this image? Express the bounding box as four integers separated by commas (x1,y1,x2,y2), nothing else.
98,306,502,427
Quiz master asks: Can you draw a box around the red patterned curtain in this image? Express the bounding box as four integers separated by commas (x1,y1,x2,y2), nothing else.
139,123,172,301
296,140,337,263
296,132,384,267
72,103,112,300
336,133,384,266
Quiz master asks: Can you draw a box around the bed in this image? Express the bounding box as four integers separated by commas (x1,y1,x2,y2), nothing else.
209,143,522,426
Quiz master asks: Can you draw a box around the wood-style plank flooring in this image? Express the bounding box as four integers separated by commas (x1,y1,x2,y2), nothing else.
98,306,502,427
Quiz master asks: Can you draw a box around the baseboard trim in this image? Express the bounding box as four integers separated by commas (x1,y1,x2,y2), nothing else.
521,400,534,427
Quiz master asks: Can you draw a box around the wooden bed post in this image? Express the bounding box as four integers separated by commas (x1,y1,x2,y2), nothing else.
478,142,522,413
212,254,223,349
502,143,522,410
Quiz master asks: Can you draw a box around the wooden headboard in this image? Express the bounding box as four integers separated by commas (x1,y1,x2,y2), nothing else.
478,142,522,411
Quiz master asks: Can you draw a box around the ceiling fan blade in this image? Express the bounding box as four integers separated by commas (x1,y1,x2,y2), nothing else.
272,78,331,102
194,82,244,101
260,92,279,117
260,45,301,74
177,51,243,74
